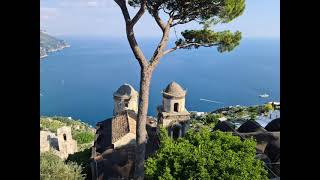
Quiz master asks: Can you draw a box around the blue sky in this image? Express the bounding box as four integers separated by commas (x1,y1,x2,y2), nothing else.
40,0,279,38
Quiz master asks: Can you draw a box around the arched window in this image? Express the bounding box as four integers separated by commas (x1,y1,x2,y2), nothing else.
174,103,179,112
63,134,67,141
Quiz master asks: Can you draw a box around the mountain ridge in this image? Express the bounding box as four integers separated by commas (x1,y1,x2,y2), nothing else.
40,30,70,58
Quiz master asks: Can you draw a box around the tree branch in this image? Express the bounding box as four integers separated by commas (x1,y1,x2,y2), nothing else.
131,0,147,27
114,0,148,68
153,11,166,32
163,42,219,56
114,0,131,24
149,17,174,70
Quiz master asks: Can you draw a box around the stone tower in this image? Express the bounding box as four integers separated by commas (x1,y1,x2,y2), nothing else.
57,126,78,159
157,81,190,138
113,84,139,115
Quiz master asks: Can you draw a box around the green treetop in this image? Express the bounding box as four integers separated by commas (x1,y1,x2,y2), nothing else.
145,127,268,180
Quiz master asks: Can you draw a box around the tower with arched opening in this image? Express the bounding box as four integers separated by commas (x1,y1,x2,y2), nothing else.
157,81,191,138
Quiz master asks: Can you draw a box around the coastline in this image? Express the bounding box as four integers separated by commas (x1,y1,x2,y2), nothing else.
40,44,70,59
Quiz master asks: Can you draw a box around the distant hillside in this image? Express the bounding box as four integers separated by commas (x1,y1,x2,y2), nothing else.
40,30,69,58
40,116,95,150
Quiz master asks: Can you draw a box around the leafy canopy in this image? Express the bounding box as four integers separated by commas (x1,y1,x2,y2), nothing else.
128,0,245,52
145,127,268,180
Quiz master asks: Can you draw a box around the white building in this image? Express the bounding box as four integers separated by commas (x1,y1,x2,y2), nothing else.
256,110,280,127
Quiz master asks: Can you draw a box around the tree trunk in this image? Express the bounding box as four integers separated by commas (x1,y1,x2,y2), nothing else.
134,67,152,180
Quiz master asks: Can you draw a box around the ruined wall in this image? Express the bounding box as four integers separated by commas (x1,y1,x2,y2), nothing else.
40,131,51,152
57,126,78,159
40,126,78,159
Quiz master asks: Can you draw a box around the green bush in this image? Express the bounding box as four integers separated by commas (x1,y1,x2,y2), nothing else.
145,127,268,180
200,113,220,126
67,148,92,179
264,103,274,112
250,113,257,120
73,131,95,144
40,116,93,133
40,151,85,180
40,118,65,132
247,106,258,113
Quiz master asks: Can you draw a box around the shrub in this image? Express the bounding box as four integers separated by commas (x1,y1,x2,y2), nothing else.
66,148,92,179
200,113,220,126
264,103,274,112
145,127,268,180
73,131,95,144
40,118,65,132
40,151,85,180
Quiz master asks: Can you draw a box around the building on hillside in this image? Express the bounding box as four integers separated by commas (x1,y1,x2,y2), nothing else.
157,81,191,139
256,110,280,127
90,84,158,180
214,118,280,178
267,101,280,110
40,126,78,159
90,82,192,179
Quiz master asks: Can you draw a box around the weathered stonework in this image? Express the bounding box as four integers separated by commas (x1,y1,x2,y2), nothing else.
157,82,191,138
113,84,139,115
57,126,78,159
40,131,51,152
40,126,78,159
92,83,187,179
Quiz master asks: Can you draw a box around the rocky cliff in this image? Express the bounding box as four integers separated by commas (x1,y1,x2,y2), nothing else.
40,30,70,58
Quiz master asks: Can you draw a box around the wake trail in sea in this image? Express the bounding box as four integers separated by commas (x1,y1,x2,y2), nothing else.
200,98,224,104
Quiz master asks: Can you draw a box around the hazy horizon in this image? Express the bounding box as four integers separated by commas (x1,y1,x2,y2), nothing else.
41,0,280,39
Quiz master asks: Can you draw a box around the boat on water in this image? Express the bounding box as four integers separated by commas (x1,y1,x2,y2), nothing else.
259,93,269,98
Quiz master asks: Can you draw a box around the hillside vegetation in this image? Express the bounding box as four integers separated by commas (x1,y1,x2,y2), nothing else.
145,127,268,179
41,151,85,180
40,116,95,150
40,31,69,58
40,116,94,180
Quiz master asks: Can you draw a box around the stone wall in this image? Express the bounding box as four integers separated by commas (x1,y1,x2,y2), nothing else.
113,133,136,149
162,114,190,128
113,93,138,115
128,115,136,134
40,126,78,159
57,126,78,159
163,96,186,113
128,93,138,114
40,131,51,152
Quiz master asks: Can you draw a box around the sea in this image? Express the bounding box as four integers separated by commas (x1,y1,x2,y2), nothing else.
40,37,280,126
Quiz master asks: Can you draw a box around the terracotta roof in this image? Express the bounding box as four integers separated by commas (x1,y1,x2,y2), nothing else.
113,84,138,98
163,81,186,97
